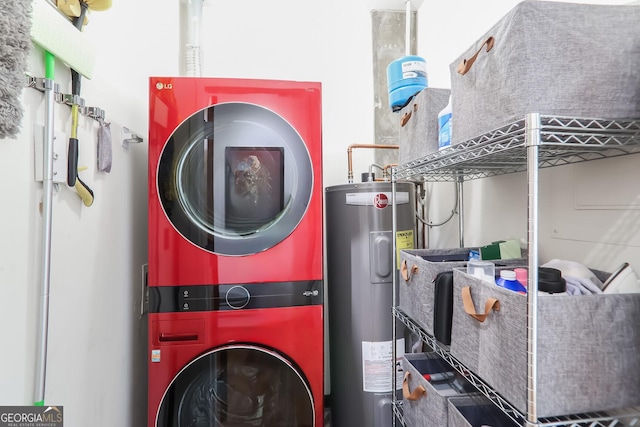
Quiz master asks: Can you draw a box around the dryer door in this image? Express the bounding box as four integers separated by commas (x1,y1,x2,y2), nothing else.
157,102,313,256
157,345,315,427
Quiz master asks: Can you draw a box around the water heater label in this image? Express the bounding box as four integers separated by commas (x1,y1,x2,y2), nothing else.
361,339,405,392
345,192,409,206
396,230,415,268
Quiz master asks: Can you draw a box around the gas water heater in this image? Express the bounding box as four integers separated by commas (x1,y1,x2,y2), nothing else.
325,181,416,427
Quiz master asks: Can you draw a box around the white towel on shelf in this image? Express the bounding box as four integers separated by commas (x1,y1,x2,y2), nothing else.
564,275,603,296
542,259,604,288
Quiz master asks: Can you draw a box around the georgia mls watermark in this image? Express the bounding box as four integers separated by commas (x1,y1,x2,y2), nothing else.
0,406,63,427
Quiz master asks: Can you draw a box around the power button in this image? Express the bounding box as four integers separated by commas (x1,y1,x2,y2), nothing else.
225,285,250,309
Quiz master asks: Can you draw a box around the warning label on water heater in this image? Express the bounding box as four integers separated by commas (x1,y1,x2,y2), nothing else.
361,339,405,392
396,230,414,267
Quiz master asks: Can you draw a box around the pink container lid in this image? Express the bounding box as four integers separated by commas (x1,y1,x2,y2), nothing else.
514,268,528,287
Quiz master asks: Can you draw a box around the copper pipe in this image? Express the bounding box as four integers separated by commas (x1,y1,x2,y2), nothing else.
347,144,399,183
383,163,398,180
372,164,398,182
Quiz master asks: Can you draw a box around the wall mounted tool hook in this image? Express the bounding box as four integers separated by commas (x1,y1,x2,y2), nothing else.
80,106,105,121
121,126,143,150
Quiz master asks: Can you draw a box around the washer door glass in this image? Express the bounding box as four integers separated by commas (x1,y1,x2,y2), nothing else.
157,345,314,427
157,102,313,255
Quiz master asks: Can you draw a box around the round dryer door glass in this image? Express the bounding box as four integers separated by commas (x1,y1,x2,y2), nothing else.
157,345,315,427
157,102,313,255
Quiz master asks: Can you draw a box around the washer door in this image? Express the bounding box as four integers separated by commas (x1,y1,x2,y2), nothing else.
157,102,313,256
157,345,315,427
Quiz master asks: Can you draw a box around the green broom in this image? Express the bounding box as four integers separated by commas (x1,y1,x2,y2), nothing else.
33,49,56,408
29,0,109,406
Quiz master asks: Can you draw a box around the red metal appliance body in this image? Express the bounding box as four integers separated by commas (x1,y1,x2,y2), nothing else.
148,77,323,287
147,300,324,427
147,78,324,427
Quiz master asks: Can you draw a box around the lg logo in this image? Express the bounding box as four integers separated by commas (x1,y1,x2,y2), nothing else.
156,82,173,90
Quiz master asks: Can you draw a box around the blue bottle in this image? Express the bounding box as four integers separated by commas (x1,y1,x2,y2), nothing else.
496,270,527,293
438,95,452,150
386,55,428,111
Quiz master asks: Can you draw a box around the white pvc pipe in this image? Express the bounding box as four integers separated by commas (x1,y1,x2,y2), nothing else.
405,0,411,56
34,77,55,405
185,0,204,77
369,0,424,10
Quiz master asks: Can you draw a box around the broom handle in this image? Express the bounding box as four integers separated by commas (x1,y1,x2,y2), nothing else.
35,50,56,407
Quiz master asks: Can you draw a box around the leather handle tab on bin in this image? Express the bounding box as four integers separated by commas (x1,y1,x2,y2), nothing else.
457,36,495,75
461,286,500,322
403,371,426,401
400,103,419,127
401,260,419,282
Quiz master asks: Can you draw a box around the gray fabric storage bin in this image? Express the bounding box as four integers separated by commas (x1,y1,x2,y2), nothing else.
450,268,640,417
402,353,477,427
448,0,640,145
399,248,478,335
398,88,450,165
399,249,525,336
449,265,522,377
448,396,519,427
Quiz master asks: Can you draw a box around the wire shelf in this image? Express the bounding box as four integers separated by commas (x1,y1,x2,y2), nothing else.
392,400,406,427
394,116,640,182
394,308,640,427
392,115,640,427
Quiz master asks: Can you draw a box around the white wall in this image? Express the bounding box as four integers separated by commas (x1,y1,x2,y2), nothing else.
0,1,637,426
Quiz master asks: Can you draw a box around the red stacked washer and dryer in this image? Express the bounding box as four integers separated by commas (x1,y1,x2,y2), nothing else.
147,77,323,427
